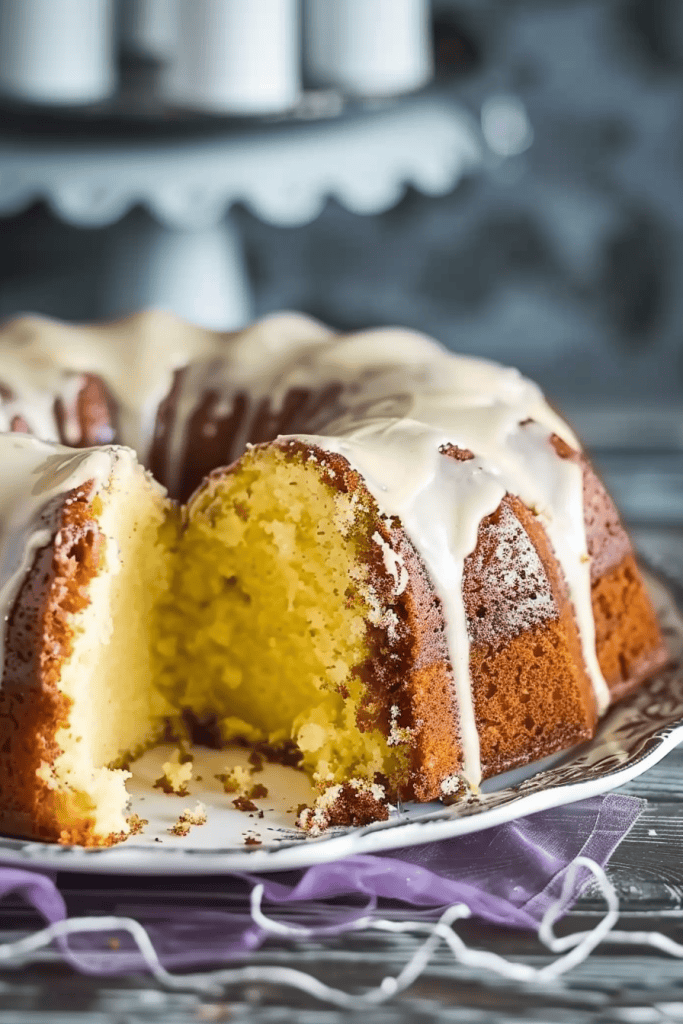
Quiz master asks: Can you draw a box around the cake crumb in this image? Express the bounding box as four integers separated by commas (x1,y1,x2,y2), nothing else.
217,765,269,802
232,796,258,812
168,801,207,836
216,764,252,795
248,751,264,772
297,779,389,835
154,752,193,795
126,813,148,836
440,774,464,802
168,820,191,837
244,835,262,846
180,801,207,826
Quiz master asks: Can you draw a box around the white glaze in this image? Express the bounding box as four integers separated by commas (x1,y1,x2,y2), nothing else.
0,434,124,666
0,311,609,788
0,310,330,460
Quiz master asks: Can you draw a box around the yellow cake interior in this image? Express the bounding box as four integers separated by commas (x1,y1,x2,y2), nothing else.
43,461,177,838
157,446,405,791
47,446,407,841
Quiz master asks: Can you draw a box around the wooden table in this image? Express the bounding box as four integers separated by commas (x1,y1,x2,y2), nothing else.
1,529,682,1023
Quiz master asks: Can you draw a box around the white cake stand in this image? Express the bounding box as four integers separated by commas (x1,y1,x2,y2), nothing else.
0,94,482,328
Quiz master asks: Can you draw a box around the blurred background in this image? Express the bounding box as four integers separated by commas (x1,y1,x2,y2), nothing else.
0,0,682,549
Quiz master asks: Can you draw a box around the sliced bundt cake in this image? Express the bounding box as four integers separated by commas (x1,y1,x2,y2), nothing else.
0,313,668,844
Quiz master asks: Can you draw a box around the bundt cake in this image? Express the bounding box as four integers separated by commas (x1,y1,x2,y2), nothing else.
0,311,668,845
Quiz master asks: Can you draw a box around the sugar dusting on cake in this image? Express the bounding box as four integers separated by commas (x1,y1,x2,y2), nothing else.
464,501,556,645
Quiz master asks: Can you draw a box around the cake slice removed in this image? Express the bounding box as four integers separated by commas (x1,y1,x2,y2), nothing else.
156,440,428,810
0,436,176,845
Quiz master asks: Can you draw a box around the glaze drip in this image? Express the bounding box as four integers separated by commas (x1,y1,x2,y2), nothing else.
0,434,124,666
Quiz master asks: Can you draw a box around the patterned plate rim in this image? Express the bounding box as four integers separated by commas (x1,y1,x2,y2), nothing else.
1,563,681,875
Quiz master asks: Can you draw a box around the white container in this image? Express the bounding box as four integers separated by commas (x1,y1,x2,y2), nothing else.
104,213,252,331
163,0,300,115
120,0,179,61
0,0,116,105
305,0,432,98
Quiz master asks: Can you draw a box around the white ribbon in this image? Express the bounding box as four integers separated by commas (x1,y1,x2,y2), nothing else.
0,856,681,1009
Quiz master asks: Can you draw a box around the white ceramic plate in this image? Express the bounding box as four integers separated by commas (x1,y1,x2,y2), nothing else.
1,568,682,875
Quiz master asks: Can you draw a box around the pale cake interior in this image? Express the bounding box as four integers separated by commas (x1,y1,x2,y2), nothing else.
45,446,407,842
157,446,406,792
43,461,177,838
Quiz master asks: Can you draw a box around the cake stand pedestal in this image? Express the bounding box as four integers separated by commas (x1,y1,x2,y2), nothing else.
0,94,482,328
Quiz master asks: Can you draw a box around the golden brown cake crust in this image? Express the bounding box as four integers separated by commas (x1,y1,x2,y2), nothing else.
464,494,597,780
0,482,112,845
592,554,669,700
550,434,669,700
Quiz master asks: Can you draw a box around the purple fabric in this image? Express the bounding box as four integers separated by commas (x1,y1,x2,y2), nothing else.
0,793,643,975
